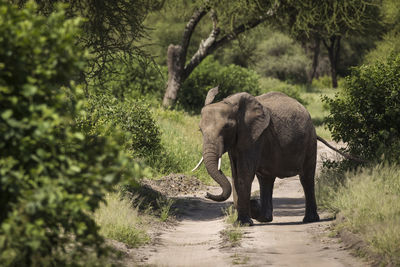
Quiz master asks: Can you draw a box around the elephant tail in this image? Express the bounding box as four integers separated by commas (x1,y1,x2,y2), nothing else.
316,136,366,163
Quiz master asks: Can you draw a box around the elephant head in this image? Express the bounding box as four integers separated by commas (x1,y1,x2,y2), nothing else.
199,88,271,202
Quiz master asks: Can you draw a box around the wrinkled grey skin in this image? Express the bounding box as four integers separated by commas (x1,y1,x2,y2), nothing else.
200,91,319,226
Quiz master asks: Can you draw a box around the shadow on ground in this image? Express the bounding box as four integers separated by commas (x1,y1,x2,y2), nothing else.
172,196,232,221
171,195,335,224
272,197,305,217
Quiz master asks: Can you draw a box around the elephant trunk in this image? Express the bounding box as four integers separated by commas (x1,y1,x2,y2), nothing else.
203,151,231,202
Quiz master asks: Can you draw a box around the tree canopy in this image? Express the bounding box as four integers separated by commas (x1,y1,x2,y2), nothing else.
10,0,164,78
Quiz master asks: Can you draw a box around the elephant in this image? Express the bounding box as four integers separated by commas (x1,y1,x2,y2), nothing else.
194,87,343,226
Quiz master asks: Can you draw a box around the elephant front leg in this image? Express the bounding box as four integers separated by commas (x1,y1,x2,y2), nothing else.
251,174,275,222
232,162,256,226
234,177,253,226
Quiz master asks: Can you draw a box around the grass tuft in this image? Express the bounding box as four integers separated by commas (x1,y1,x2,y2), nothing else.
157,197,175,222
94,193,150,248
220,205,243,247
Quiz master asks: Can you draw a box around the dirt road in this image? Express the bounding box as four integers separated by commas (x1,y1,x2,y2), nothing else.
133,142,367,266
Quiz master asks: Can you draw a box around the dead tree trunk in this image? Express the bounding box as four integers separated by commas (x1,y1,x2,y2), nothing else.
163,45,184,108
162,8,207,108
323,35,341,88
162,8,266,108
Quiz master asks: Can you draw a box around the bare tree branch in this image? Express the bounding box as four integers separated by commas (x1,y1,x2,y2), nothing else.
183,17,266,80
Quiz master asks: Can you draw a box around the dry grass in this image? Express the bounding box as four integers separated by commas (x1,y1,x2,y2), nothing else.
317,164,400,265
94,193,150,248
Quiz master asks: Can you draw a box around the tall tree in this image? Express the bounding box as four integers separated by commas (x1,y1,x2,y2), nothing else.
364,0,400,62
284,0,382,88
162,0,275,108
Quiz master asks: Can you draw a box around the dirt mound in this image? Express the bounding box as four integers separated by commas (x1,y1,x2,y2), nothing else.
142,174,206,197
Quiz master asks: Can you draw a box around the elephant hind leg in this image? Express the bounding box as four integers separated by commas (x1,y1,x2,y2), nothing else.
299,161,320,223
251,174,275,222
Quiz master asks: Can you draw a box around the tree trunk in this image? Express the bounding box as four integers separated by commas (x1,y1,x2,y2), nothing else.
309,36,320,83
323,35,341,88
161,7,266,109
162,45,184,108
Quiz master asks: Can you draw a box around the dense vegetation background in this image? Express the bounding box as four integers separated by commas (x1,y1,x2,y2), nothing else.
1,0,399,265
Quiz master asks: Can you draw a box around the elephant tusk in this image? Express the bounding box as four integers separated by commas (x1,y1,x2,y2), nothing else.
218,157,222,171
191,157,203,172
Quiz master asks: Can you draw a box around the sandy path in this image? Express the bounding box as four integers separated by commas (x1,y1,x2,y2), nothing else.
134,142,367,266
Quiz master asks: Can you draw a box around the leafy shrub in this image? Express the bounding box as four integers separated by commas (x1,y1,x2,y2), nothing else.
252,31,311,84
90,56,166,102
324,53,400,163
311,75,333,89
178,56,261,112
0,2,140,265
311,75,345,90
81,95,162,158
80,95,181,176
259,77,308,106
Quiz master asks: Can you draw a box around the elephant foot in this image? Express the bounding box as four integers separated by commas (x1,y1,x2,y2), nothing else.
303,212,320,223
250,199,261,219
235,215,254,226
255,215,273,223
250,199,273,223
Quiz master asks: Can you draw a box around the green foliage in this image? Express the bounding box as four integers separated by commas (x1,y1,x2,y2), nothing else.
253,31,311,84
323,54,400,163
90,56,166,101
142,3,213,65
311,75,334,89
284,0,381,38
12,0,164,78
317,164,400,266
81,95,185,176
259,77,308,106
365,30,400,63
178,56,261,112
311,75,345,90
0,2,140,265
81,95,162,159
364,0,400,63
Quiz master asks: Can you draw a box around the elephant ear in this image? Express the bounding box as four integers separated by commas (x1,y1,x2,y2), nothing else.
236,93,270,149
204,86,219,106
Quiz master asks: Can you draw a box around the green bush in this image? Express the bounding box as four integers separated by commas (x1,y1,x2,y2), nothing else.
259,77,308,106
81,95,162,158
324,53,400,163
311,75,333,89
252,31,311,84
81,94,183,176
178,56,261,112
90,56,166,102
0,2,140,265
311,75,345,90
